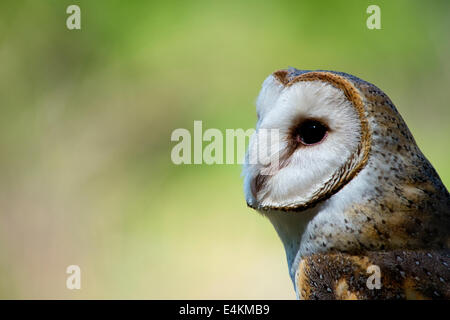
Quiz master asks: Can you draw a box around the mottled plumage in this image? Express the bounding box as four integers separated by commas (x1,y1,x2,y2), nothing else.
297,250,449,300
243,68,450,299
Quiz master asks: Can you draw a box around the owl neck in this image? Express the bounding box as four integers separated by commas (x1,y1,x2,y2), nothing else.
264,208,319,283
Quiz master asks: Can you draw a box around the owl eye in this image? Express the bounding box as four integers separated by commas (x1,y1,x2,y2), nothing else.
294,120,328,146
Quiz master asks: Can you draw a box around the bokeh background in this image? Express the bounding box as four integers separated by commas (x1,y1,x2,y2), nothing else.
0,0,449,299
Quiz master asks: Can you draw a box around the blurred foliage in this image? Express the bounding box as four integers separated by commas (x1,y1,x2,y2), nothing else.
0,0,449,299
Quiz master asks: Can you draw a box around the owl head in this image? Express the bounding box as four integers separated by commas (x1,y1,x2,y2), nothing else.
244,68,371,211
244,69,373,211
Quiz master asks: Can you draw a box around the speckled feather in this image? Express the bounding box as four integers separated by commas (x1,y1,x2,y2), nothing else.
297,250,450,300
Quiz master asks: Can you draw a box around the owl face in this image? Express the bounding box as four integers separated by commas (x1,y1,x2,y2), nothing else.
244,71,368,211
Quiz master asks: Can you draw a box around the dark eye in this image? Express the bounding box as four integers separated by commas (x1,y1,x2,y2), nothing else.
294,120,328,145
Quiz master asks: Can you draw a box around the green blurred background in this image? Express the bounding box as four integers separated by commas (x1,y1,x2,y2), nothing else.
0,0,449,299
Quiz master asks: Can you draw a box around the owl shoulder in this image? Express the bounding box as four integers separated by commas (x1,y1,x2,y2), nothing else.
296,250,450,300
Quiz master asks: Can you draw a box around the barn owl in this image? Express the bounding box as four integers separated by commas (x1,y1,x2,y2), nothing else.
243,68,450,299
